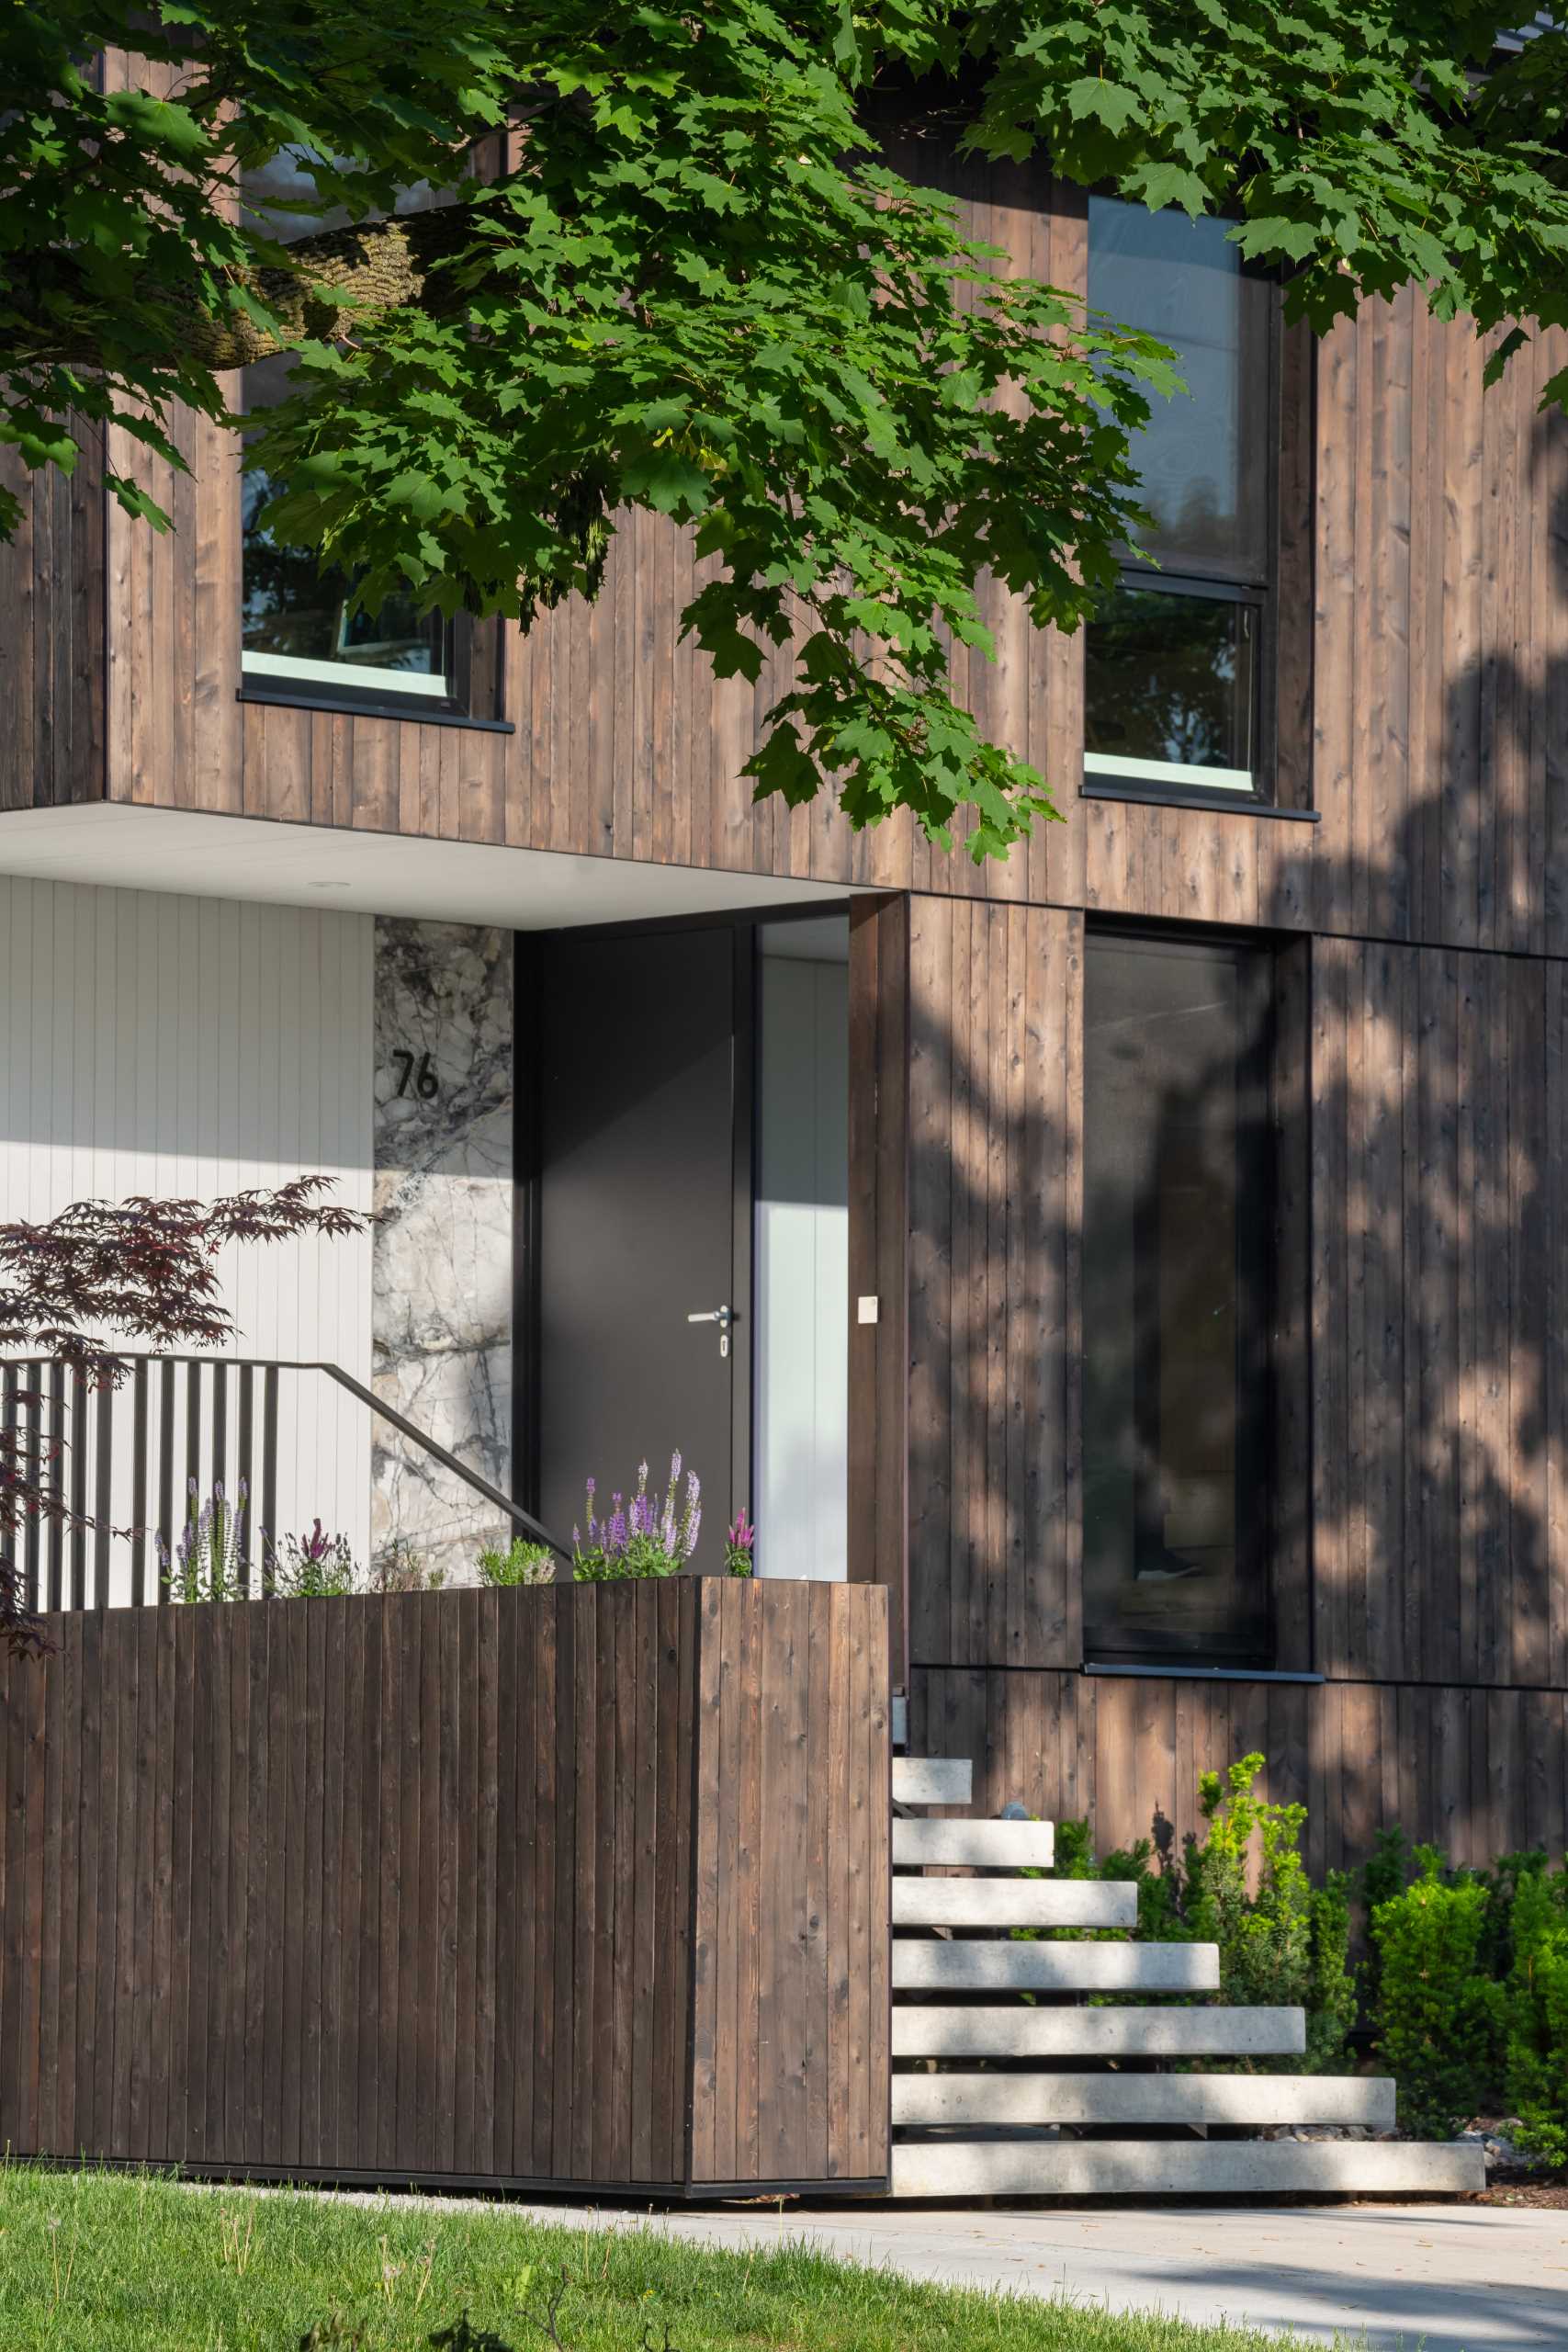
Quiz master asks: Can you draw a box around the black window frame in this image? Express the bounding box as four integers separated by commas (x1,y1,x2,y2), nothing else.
1082,198,1286,814
1080,919,1283,1672
234,151,505,732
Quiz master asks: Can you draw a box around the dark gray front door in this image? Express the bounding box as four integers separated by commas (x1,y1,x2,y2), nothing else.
535,925,746,1573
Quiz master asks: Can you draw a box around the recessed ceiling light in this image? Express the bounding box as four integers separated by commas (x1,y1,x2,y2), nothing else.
309,879,352,890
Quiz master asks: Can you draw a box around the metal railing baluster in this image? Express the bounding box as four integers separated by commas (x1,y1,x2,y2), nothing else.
3,1351,572,1604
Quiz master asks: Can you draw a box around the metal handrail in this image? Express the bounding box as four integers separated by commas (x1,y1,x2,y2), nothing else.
292,1357,570,1562
4,1349,570,1574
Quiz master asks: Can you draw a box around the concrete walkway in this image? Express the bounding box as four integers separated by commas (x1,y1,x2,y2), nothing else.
501,2196,1567,2352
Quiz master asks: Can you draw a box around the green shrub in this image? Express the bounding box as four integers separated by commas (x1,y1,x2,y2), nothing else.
477,1536,556,1588
1370,1864,1505,2135
1303,1867,1360,2074
1182,1756,1357,2074
1024,1753,1354,2075
1359,1826,1419,2017
1102,1835,1191,1945
1502,1864,1568,2166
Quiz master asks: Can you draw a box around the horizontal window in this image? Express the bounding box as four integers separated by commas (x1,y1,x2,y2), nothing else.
1084,582,1259,791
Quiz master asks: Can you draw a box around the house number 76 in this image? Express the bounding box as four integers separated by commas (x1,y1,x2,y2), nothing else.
390,1049,440,1101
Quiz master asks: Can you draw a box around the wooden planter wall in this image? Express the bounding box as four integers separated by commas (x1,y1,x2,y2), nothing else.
0,1579,890,2193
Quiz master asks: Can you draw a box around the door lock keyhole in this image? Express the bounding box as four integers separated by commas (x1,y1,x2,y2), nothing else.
686,1303,737,1359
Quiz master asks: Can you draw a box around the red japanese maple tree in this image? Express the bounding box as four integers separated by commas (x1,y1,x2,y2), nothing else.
0,1179,363,1651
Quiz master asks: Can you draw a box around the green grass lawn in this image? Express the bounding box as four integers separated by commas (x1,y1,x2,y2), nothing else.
0,2165,1322,2352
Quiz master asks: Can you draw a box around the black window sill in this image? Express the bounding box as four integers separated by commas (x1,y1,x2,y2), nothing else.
1083,1660,1324,1685
1081,780,1319,823
238,686,514,736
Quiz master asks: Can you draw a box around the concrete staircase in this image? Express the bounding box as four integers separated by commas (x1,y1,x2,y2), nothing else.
887,1752,1485,2199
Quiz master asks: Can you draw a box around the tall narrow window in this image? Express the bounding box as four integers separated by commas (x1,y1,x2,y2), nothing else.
1085,198,1278,802
239,152,462,714
1082,929,1275,1664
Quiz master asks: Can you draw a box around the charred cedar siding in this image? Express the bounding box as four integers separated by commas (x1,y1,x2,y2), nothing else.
908,1670,1568,1883
0,1584,890,2188
0,435,107,813
82,146,1568,952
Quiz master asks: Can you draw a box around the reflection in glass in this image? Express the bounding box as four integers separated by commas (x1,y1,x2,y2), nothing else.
1089,197,1271,582
1083,933,1273,1664
1084,587,1256,788
241,355,447,694
238,160,456,700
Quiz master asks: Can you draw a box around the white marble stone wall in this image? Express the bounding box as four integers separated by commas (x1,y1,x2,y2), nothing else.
371,918,513,1581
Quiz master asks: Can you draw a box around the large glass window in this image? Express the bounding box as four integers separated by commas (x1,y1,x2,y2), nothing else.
1086,198,1277,799
239,153,457,711
1082,929,1275,1664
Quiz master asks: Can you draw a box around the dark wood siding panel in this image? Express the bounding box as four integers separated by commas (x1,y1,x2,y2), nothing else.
0,1580,886,2191
687,1578,888,2188
1311,938,1561,1686
910,1667,1568,1881
1310,302,1568,956
907,894,1081,1671
38,70,1568,958
0,1589,702,2184
0,431,107,812
80,146,1083,897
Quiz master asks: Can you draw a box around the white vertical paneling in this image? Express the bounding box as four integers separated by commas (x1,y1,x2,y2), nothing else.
0,875,374,1601
754,952,850,1578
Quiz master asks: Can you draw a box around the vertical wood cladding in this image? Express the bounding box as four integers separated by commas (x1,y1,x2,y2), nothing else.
1306,288,1568,956
0,1583,889,2189
689,1578,889,2188
0,435,106,812
907,896,1083,1673
58,165,1568,958
12,67,1562,963
910,1668,1568,1879
1311,936,1568,1690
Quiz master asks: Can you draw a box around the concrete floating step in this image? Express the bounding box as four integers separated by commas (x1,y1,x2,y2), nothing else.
889,2133,1484,2199
893,2005,1307,2059
892,2071,1397,2130
891,1757,974,1807
891,1877,1138,1929
893,1939,1219,1993
892,1817,1055,1870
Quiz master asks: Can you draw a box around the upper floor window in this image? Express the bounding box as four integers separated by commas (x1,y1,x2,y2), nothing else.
1082,926,1276,1665
1084,198,1280,804
239,153,463,717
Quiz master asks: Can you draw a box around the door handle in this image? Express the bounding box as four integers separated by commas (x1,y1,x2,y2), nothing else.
686,1304,736,1358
